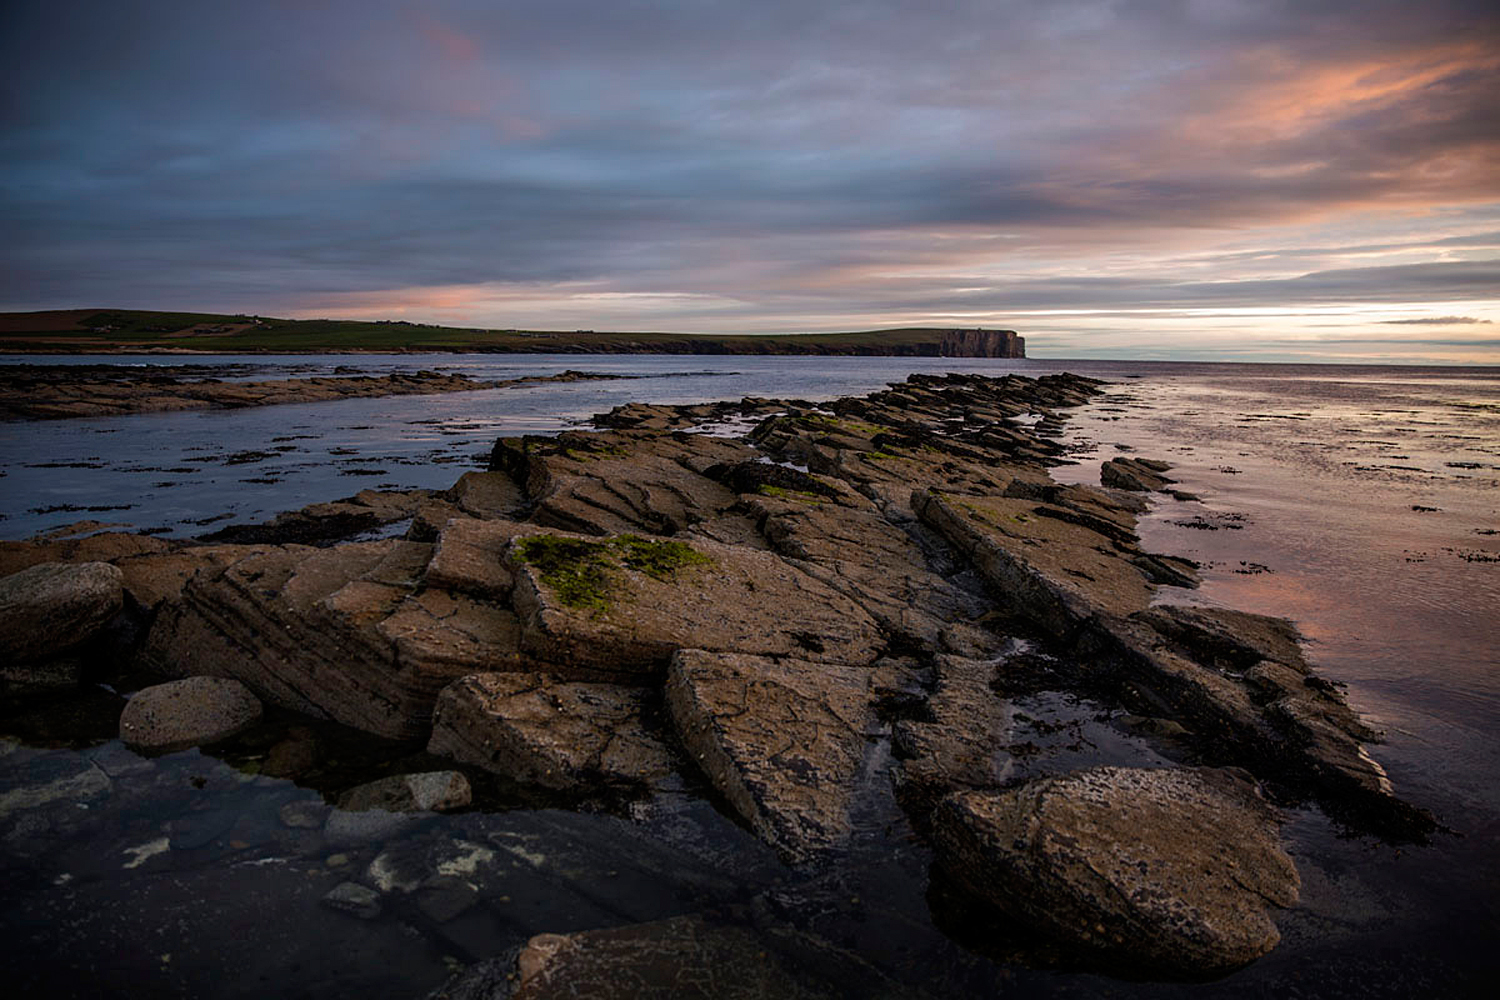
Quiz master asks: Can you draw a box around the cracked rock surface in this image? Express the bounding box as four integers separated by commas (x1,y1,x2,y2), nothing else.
933,767,1300,976
2,370,1438,983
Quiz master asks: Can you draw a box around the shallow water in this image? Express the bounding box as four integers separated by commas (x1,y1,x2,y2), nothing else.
2,356,1498,997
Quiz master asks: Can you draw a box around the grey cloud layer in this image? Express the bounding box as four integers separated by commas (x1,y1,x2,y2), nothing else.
2,0,1498,323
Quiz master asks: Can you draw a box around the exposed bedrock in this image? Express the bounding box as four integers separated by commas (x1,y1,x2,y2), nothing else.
0,366,630,421
1100,455,1176,492
912,484,1428,838
892,654,1016,824
138,537,524,739
665,649,881,862
428,671,676,790
507,528,884,674
932,767,1300,977
8,370,1437,980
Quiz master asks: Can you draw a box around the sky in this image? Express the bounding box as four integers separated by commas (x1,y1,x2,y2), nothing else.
2,1,1498,362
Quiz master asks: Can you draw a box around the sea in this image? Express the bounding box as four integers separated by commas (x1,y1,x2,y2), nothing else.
1,354,1497,998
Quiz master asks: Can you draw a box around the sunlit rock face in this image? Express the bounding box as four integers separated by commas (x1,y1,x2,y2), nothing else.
939,329,1025,358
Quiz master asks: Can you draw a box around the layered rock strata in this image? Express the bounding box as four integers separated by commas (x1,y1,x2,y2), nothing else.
4,370,1437,976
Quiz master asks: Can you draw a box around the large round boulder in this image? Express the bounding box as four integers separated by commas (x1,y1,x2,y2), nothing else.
119,677,263,752
0,561,123,664
932,766,1299,977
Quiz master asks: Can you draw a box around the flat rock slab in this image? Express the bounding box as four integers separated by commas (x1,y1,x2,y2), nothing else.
428,672,675,790
423,517,523,596
932,767,1299,976
447,470,526,519
0,560,123,664
509,530,883,673
119,676,263,753
915,491,1157,632
666,649,878,863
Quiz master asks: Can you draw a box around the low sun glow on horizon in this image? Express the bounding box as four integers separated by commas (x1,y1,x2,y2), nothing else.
2,1,1497,363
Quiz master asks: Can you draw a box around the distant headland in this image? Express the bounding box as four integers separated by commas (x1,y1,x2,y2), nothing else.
0,309,1024,358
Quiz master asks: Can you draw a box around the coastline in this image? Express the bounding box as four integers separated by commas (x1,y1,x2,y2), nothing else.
0,310,1025,359
0,366,628,421
0,369,1438,995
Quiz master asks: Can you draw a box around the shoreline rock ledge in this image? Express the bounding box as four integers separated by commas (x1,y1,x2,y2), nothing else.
933,767,1300,977
0,370,1438,984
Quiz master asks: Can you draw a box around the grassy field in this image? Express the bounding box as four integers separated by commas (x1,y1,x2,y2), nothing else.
0,308,1011,356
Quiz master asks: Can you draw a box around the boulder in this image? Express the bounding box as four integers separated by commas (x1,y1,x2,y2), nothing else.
118,676,263,752
0,561,123,664
932,767,1299,976
428,672,675,790
665,649,878,862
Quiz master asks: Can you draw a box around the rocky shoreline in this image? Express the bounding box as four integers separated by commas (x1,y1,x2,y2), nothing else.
0,366,627,420
0,371,1435,993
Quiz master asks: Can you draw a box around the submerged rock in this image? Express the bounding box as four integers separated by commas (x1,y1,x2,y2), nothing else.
932,767,1298,977
0,748,111,818
320,881,382,920
118,676,263,752
433,914,837,1000
337,770,472,813
323,807,418,847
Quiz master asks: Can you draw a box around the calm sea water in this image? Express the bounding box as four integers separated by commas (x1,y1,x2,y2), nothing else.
2,355,1497,997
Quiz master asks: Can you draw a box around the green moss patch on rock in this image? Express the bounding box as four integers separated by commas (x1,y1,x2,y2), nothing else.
754,484,826,505
513,533,711,612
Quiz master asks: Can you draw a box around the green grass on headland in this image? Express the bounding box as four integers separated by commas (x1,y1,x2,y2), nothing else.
0,308,1023,357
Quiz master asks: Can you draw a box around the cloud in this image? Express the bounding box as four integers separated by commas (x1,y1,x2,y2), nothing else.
1382,315,1493,324
1,0,1499,357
